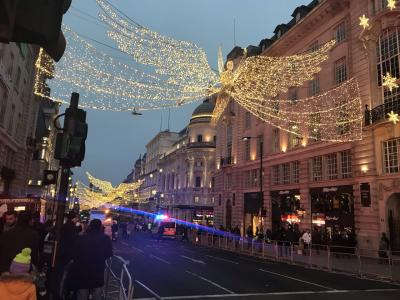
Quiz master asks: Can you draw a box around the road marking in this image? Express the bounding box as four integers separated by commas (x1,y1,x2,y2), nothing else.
161,289,400,299
181,255,206,265
258,268,334,290
181,247,196,253
132,246,145,253
185,271,235,294
135,280,162,300
205,255,239,265
150,254,171,265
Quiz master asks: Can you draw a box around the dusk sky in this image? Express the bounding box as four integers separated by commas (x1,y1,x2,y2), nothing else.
63,0,306,185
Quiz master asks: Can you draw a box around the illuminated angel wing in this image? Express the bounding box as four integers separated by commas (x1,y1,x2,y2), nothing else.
230,40,336,100
218,45,224,75
86,172,114,193
96,0,218,105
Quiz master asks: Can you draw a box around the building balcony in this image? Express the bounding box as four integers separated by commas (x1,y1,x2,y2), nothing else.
187,141,216,148
365,100,400,126
220,156,233,167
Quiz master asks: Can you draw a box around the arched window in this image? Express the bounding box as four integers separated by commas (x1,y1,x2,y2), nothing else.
377,27,400,112
197,134,203,142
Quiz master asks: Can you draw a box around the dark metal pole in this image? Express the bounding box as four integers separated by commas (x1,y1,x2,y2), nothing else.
52,167,70,267
259,139,263,214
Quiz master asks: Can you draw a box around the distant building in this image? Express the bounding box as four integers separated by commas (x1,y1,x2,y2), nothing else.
158,99,216,225
213,0,400,252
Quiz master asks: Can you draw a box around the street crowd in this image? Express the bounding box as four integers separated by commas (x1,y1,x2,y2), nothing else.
0,210,113,300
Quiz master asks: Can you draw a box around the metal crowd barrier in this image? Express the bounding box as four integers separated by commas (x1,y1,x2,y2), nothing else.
104,255,133,300
189,231,400,282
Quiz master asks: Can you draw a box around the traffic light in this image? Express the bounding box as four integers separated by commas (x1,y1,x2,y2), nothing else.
55,93,88,168
0,0,71,61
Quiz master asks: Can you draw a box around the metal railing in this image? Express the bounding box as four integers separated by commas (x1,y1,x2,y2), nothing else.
365,99,400,126
189,232,400,282
104,255,133,300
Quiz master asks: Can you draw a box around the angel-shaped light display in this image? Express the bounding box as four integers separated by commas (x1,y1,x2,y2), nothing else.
75,172,143,209
35,0,362,142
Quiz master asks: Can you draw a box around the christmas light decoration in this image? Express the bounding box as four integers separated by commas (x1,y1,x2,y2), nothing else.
383,72,399,92
359,15,370,30
388,111,399,124
34,0,361,142
232,78,362,142
387,0,396,10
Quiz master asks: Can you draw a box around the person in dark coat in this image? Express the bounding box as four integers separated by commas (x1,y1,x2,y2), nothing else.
0,211,39,274
68,219,113,300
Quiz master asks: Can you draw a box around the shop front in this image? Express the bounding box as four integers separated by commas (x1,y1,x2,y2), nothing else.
310,185,355,245
173,205,214,226
244,192,264,235
0,197,47,221
271,189,304,232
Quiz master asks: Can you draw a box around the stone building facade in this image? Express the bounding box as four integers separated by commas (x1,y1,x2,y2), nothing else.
158,100,216,225
0,42,41,197
213,0,400,251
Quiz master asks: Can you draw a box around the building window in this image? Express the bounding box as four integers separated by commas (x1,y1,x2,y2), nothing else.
272,166,280,185
7,104,15,134
14,67,21,90
326,153,338,180
310,41,319,52
282,163,290,184
340,150,352,178
194,196,200,203
256,135,263,159
308,74,320,96
377,28,400,110
197,134,203,142
6,52,14,79
309,113,321,141
272,128,280,153
195,161,202,167
232,193,236,206
289,123,300,148
292,161,300,184
218,194,222,206
244,139,251,161
227,123,232,157
0,80,7,126
244,111,252,129
225,174,233,190
312,156,323,182
195,176,201,188
288,87,298,102
334,21,346,43
334,58,347,84
384,139,400,173
244,169,259,188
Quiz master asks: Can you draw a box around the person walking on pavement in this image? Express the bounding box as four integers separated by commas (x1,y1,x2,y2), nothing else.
246,225,253,249
68,219,113,300
378,232,390,263
1,211,18,234
52,211,81,299
302,229,312,254
0,248,37,300
0,211,39,274
111,220,118,241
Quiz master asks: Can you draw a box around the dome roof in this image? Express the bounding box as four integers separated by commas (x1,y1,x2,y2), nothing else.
191,100,215,118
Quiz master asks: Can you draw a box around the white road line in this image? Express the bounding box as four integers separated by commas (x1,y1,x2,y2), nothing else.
132,246,145,253
150,254,171,265
161,289,400,299
181,247,196,253
186,271,235,294
135,280,162,300
181,255,206,265
205,255,239,265
258,268,334,290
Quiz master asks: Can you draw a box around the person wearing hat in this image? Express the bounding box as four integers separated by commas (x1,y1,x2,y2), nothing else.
0,248,36,300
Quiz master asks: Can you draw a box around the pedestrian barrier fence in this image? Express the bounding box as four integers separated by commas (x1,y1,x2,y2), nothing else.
104,255,133,300
190,231,400,282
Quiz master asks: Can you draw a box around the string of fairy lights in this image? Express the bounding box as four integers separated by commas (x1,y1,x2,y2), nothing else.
75,172,143,209
35,0,399,142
